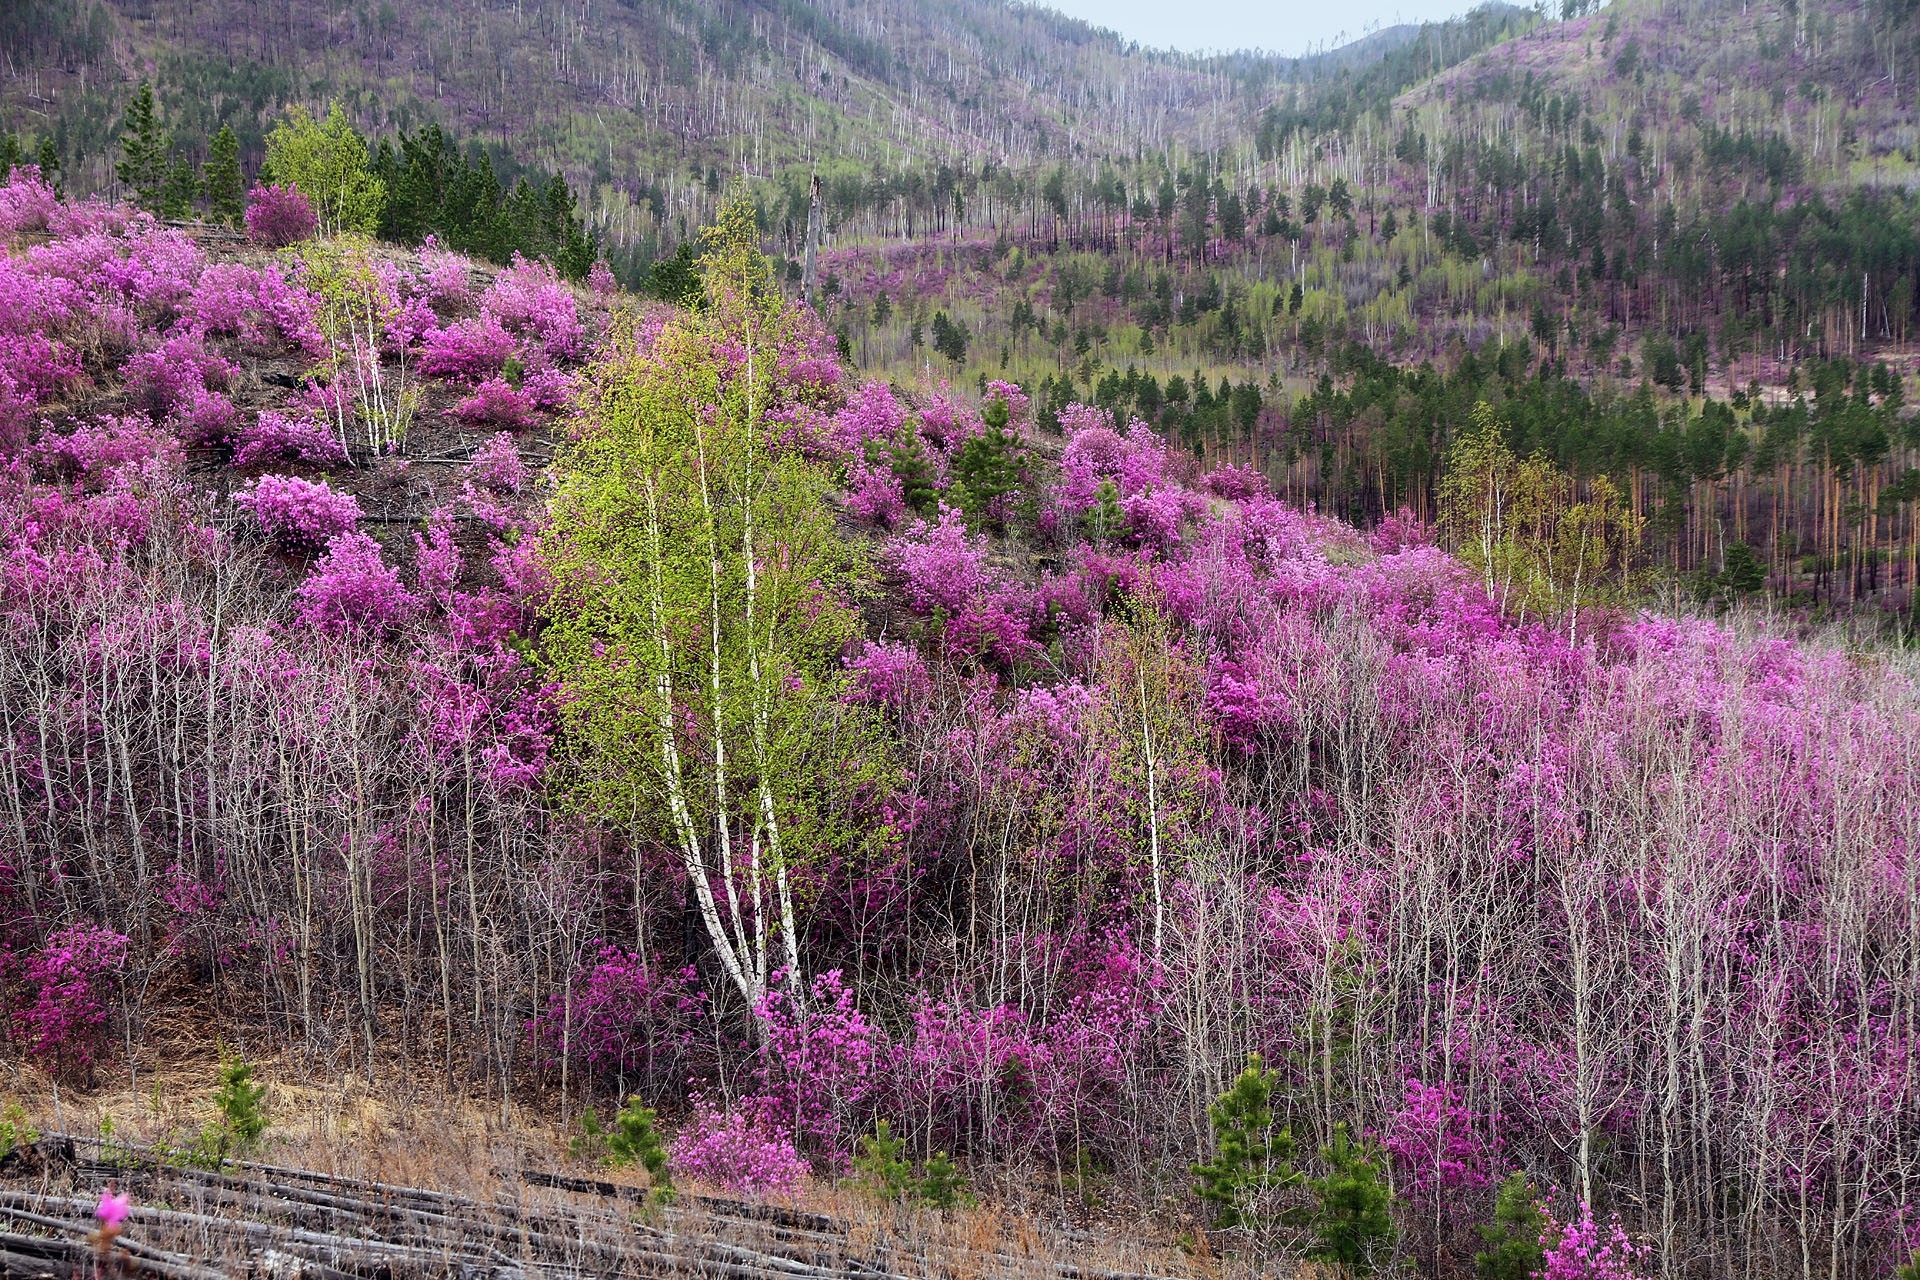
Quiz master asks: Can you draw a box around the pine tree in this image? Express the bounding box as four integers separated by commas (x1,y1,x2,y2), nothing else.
854,1120,915,1202
205,125,245,226
918,1151,968,1210
116,81,169,212
931,310,969,367
160,153,201,220
952,393,1023,530
1090,478,1126,544
1307,1124,1394,1275
604,1097,673,1198
35,139,62,197
1191,1053,1297,1232
1475,1173,1548,1280
889,428,939,517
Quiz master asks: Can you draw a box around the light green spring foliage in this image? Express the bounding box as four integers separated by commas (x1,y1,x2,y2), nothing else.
1439,401,1642,631
1191,1053,1298,1233
293,235,418,454
0,1103,37,1158
540,198,895,1011
265,104,386,236
1306,1123,1394,1275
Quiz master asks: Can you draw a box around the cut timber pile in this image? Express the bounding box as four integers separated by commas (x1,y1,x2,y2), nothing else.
0,1137,1190,1280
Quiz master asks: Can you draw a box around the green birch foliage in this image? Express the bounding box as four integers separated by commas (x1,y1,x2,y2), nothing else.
540,199,894,1012
266,104,386,236
1438,401,1642,628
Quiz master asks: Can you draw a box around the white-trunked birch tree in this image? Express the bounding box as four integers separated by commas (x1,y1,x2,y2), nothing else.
540,199,892,1021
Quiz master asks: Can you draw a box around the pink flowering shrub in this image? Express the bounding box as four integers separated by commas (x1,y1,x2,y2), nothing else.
0,166,59,237
1379,1077,1499,1201
892,505,990,614
533,944,705,1085
451,377,536,430
124,329,237,420
668,1097,811,1196
1369,506,1431,553
844,456,907,526
467,433,527,494
244,184,317,248
0,328,80,393
520,365,576,412
757,969,881,1156
31,415,183,489
233,410,349,467
293,531,418,633
1536,1200,1651,1280
481,254,584,360
236,474,360,548
419,314,516,381
587,258,618,299
845,640,932,709
889,506,1037,663
419,240,473,307
15,923,130,1075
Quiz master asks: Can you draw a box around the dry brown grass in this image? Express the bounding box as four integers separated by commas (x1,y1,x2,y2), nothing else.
1,1057,1232,1280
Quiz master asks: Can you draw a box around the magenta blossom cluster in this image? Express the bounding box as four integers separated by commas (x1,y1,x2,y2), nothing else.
244,184,317,248
236,474,360,548
14,922,129,1074
668,1097,811,1196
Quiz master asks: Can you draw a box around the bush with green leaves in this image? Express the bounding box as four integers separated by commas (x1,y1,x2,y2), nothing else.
265,104,385,237
1191,1053,1297,1233
0,1103,37,1159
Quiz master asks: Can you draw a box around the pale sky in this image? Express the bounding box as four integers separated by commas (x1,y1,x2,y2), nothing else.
1034,0,1484,57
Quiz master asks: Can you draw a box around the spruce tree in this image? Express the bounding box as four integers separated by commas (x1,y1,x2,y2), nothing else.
116,81,169,212
888,428,939,517
160,153,201,220
205,125,245,226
